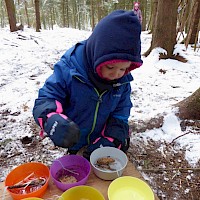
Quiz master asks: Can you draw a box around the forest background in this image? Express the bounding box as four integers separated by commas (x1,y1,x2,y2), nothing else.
2,0,200,60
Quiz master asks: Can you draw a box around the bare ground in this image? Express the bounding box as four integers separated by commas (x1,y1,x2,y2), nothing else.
127,121,200,200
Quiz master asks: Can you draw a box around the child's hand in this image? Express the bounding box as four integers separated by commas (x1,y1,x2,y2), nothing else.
83,134,130,160
44,114,80,148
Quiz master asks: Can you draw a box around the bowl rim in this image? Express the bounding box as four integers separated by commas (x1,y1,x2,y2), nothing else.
108,176,154,199
60,185,105,199
50,155,91,186
90,147,128,173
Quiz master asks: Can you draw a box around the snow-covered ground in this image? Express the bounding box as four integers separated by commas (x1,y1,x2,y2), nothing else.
0,26,200,185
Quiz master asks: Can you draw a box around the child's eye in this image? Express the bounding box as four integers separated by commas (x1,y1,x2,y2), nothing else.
120,68,126,71
106,65,114,70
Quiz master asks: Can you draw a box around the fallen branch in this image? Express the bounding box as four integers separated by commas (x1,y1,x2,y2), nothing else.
170,131,191,144
7,152,22,159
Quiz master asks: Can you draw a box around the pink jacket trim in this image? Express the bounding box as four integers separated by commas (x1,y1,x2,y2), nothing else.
47,112,68,120
38,100,68,137
100,124,120,148
47,100,68,119
38,118,44,137
55,100,63,113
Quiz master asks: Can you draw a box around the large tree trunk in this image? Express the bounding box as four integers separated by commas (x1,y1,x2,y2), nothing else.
144,0,178,59
175,88,200,120
5,0,17,32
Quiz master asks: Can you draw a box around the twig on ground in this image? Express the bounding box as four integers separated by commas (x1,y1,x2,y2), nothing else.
170,131,191,144
7,152,22,159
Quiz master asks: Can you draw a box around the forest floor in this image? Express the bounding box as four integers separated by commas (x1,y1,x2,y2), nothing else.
0,115,199,200
128,120,200,200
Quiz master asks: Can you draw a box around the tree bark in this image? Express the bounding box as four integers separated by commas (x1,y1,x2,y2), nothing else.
144,0,179,59
5,0,17,32
90,0,95,30
35,0,41,32
185,0,200,46
24,0,30,28
0,0,6,28
175,88,200,120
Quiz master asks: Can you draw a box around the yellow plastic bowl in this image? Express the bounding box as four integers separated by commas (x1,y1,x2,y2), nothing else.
59,185,105,200
108,176,154,200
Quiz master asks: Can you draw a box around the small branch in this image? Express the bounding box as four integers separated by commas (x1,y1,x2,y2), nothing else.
7,152,22,159
170,131,191,144
8,178,46,189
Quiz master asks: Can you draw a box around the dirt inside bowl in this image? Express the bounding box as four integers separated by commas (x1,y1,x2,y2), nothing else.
94,156,124,172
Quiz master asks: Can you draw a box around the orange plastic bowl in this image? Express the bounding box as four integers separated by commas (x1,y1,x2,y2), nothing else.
5,162,50,200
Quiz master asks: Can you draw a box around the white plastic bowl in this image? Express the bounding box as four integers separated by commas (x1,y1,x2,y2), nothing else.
90,147,128,180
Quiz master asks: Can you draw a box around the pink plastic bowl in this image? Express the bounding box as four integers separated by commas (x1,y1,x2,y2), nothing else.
50,155,91,191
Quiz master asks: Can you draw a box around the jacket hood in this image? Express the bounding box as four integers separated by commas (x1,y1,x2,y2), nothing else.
84,10,143,74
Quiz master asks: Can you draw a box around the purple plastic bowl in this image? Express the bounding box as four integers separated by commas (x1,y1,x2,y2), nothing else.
50,155,91,191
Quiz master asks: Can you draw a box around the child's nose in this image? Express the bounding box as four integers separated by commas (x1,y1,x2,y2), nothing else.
114,70,122,79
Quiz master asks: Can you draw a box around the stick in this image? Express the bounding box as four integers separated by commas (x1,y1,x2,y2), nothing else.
8,178,46,189
170,131,191,144
15,172,34,185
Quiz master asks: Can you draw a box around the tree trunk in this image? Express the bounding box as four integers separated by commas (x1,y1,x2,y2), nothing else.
0,0,6,28
61,0,66,27
35,0,41,32
72,0,77,29
66,0,69,28
176,0,188,42
24,0,30,28
91,0,95,30
140,0,147,31
175,88,200,120
17,0,23,24
143,0,158,56
5,0,17,32
144,0,179,59
97,0,101,22
185,0,200,46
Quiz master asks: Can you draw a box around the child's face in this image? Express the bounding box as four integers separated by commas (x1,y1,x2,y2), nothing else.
100,61,131,80
134,4,139,9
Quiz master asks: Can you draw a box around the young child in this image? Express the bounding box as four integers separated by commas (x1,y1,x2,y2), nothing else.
33,10,143,159
133,2,142,24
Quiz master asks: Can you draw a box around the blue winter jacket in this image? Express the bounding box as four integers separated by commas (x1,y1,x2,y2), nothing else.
33,10,142,152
